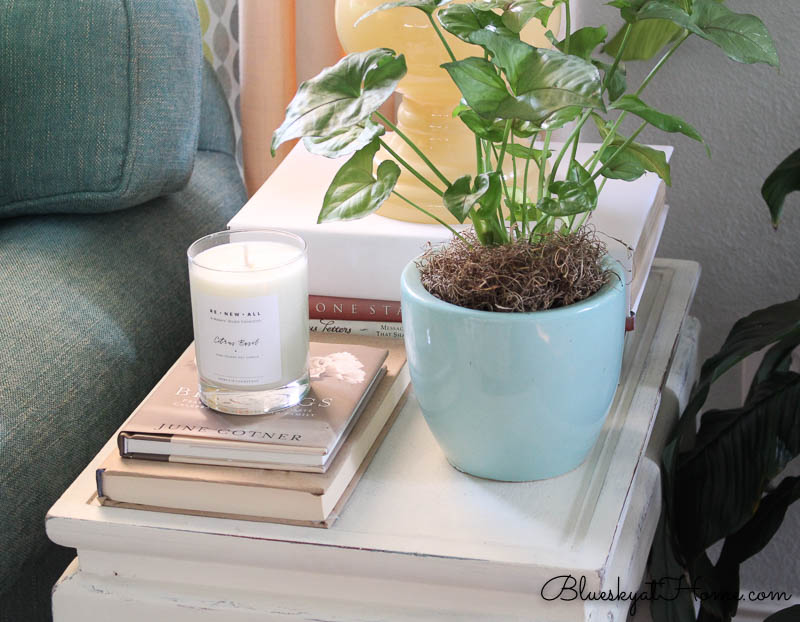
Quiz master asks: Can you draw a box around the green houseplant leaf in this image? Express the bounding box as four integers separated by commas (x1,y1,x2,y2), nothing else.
318,140,401,223
765,606,800,622
539,162,598,217
679,297,800,435
674,372,800,558
604,19,684,61
610,95,708,153
761,148,800,229
552,26,608,60
355,0,452,25
303,119,385,158
445,35,603,127
443,173,500,223
437,3,515,42
597,147,646,182
500,0,558,33
271,49,406,155
691,0,779,67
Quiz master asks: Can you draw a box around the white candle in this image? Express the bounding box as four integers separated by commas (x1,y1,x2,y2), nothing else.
188,234,309,399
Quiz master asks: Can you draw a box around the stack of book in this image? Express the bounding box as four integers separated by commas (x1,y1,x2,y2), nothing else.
96,334,410,527
309,294,403,339
229,139,672,331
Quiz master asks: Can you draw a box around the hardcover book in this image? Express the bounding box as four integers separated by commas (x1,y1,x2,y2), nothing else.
118,341,389,472
309,295,402,322
97,335,410,527
229,140,670,319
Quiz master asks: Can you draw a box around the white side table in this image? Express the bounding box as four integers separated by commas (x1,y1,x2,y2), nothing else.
47,259,700,622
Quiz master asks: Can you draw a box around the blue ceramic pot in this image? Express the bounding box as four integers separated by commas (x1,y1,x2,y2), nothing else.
400,256,626,481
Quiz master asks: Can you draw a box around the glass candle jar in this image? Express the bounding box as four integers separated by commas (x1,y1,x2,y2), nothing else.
187,229,310,415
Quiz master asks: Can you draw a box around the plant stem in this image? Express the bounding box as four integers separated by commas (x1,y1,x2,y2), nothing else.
587,33,689,174
563,0,571,54
635,32,689,97
521,134,536,237
392,190,470,246
548,108,591,189
538,130,551,201
376,111,451,188
428,13,457,62
475,136,484,174
379,138,444,197
603,23,631,96
490,143,513,205
495,120,512,173
509,133,518,237
586,121,647,185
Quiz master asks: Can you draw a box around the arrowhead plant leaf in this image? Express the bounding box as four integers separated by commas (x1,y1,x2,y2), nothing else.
437,3,516,42
355,0,453,26
538,162,598,217
552,26,608,61
444,35,603,127
443,173,498,223
691,0,779,67
271,49,406,155
610,95,709,154
303,119,385,158
318,140,401,223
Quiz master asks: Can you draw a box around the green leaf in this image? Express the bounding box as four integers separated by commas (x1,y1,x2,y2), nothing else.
761,148,800,229
539,161,598,217
442,173,499,223
303,119,385,158
679,297,800,437
675,372,800,557
318,140,401,223
592,60,627,102
718,476,800,570
272,49,406,155
692,0,779,67
500,0,557,33
747,328,800,404
553,26,608,60
597,146,646,181
648,512,696,622
456,108,508,142
355,0,452,26
450,32,603,127
604,19,684,61
504,143,547,160
631,0,697,32
441,56,511,119
610,95,708,154
603,140,672,185
437,3,515,42
765,606,800,622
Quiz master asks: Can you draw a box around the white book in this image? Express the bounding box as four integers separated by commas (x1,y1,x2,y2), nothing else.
230,139,672,317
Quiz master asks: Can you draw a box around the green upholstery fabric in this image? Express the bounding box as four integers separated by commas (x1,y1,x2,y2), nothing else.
198,61,237,156
0,0,203,218
0,150,247,606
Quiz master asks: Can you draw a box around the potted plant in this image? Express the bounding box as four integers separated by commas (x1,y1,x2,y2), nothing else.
647,147,799,622
271,0,778,481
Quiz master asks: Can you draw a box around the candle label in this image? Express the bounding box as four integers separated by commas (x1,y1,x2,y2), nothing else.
193,292,282,388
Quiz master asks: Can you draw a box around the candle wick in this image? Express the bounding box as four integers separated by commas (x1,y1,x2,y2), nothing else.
243,244,254,269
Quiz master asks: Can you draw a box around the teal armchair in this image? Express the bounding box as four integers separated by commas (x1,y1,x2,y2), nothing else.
0,1,247,619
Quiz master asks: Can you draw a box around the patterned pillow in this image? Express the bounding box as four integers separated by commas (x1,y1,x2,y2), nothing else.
197,0,243,171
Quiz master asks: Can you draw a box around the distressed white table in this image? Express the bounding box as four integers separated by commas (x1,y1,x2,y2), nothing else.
47,259,700,622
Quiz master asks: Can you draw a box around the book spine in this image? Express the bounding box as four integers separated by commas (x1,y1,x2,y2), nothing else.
309,319,404,339
309,295,401,322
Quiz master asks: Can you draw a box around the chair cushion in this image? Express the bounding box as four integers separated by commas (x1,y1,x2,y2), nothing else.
0,149,246,597
0,0,203,218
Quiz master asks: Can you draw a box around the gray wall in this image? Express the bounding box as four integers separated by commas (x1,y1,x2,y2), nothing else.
575,0,800,601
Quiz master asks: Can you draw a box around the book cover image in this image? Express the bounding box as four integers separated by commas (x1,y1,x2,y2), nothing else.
120,342,388,453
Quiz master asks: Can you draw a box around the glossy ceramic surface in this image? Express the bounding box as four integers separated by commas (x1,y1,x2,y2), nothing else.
401,257,626,481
